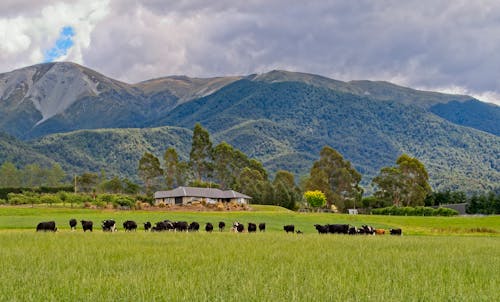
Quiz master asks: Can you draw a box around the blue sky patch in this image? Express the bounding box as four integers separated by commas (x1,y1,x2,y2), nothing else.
43,26,75,62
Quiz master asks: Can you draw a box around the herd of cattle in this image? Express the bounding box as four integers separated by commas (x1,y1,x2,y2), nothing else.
36,219,403,235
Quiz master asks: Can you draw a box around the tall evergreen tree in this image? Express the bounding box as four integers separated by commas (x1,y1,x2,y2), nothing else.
138,152,163,194
164,147,180,189
189,123,213,181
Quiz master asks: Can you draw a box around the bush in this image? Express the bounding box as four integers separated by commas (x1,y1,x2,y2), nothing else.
372,206,458,216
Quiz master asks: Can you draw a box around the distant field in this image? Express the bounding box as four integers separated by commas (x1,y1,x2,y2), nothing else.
0,206,499,301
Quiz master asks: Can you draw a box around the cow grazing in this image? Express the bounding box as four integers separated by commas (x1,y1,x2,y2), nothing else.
360,225,375,235
218,221,226,232
189,222,200,232
390,228,402,236
296,230,303,234
123,220,138,231
248,223,257,233
284,225,295,233
327,224,349,234
236,223,244,233
69,219,77,230
174,221,188,232
375,229,386,235
102,219,116,232
205,223,214,232
258,223,266,232
144,222,152,231
152,221,167,232
81,220,93,232
36,221,57,232
314,224,329,234
348,226,357,235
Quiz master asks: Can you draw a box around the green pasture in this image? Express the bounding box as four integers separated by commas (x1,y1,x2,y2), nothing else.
0,206,499,301
0,205,499,235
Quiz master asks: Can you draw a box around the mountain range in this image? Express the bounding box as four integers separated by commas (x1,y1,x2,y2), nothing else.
0,62,499,193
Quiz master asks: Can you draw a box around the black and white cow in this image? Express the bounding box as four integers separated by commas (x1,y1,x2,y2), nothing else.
81,220,93,232
123,220,138,231
36,221,57,232
69,218,77,230
102,219,116,232
144,222,152,231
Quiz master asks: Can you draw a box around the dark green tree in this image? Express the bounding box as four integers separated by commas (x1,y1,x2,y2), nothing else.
213,142,236,189
373,154,431,207
0,162,21,187
138,152,163,194
77,172,99,193
305,146,362,211
273,170,301,209
189,123,213,182
164,147,180,189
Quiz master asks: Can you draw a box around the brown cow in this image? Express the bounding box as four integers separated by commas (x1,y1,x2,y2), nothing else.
375,229,385,235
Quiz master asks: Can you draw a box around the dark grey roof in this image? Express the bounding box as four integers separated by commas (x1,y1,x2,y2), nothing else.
154,187,251,199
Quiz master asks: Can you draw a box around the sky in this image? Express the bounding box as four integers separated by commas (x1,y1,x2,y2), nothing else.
1,0,500,105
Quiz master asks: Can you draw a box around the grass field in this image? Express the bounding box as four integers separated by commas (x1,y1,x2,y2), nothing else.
0,206,499,301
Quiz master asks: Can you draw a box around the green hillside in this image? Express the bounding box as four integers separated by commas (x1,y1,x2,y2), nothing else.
0,132,56,168
154,79,500,192
31,127,192,180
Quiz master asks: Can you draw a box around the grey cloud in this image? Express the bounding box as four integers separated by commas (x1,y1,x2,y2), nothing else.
3,0,500,104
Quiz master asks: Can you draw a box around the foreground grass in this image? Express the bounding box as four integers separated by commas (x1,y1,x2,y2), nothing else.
0,232,498,301
0,206,499,235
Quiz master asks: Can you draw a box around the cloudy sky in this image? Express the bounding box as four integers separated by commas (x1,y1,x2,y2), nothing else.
1,0,500,105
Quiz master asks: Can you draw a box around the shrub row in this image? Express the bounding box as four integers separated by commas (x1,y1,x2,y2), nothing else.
372,206,458,216
0,186,74,199
0,191,152,210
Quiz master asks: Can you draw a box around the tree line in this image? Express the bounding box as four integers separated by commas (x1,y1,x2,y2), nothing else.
1,123,498,213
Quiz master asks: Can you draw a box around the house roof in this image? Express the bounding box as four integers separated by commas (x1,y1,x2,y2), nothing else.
154,187,252,199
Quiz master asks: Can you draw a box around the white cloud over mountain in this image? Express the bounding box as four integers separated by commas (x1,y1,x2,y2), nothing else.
1,0,500,105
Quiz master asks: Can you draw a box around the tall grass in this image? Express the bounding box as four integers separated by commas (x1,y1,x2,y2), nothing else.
0,232,498,301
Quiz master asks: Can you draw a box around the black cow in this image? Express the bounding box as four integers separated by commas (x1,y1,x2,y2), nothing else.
284,225,295,233
218,221,226,232
248,223,257,233
258,223,266,232
152,221,167,232
236,223,244,233
205,222,214,232
327,224,349,234
81,220,93,232
36,221,57,232
69,218,77,230
102,219,116,232
390,228,402,236
348,226,357,235
314,224,328,234
144,222,152,231
123,220,138,231
174,221,188,232
189,222,200,232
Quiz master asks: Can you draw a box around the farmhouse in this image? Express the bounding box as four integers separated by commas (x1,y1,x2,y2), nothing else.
154,186,251,206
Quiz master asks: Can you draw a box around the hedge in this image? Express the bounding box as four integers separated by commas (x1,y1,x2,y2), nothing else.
372,206,458,216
